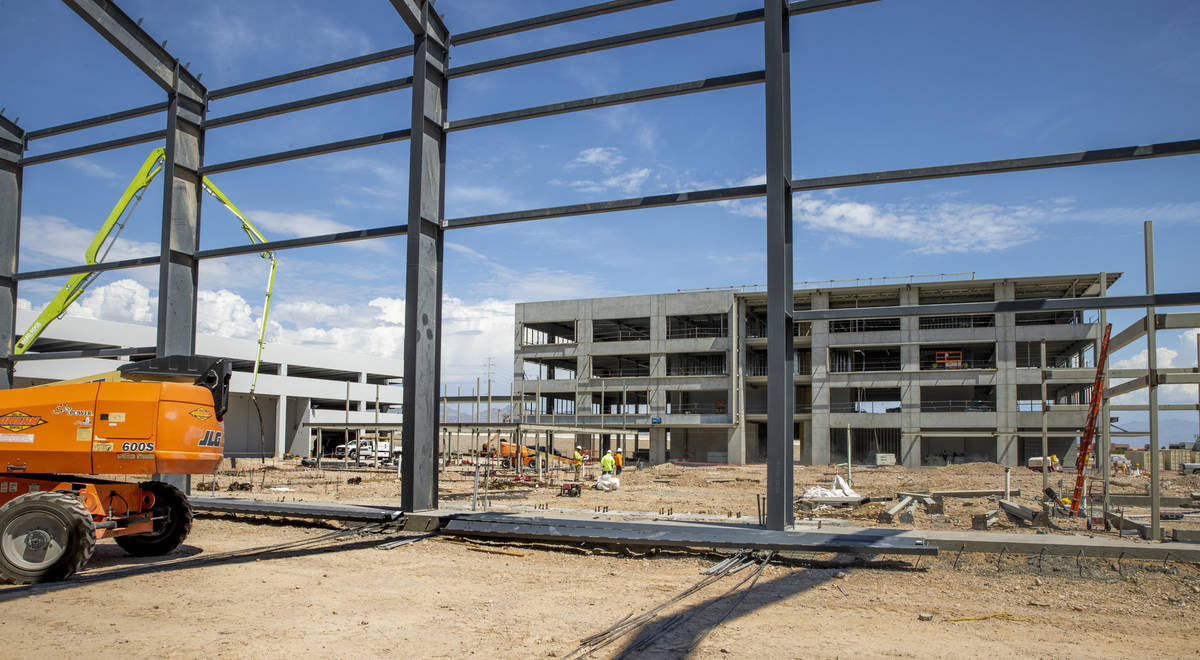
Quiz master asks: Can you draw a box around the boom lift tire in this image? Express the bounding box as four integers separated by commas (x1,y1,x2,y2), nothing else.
0,491,96,584
114,481,193,557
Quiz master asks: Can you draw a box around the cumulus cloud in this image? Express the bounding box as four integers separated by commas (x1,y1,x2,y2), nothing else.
65,158,118,180
68,279,155,324
1111,329,1199,404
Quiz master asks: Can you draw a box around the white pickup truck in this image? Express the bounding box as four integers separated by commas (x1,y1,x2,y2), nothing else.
1179,462,1200,475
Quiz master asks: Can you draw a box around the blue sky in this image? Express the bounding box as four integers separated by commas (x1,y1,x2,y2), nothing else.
1,0,1198,442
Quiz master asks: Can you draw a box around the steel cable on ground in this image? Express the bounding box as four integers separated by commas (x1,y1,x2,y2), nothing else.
562,550,751,659
617,552,772,658
683,551,775,654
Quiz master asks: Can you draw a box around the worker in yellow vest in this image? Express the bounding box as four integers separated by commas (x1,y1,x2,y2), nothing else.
600,450,615,475
573,446,584,481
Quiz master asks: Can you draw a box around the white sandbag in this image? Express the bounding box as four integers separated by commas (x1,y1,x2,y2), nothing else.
832,474,858,498
594,473,621,491
802,486,838,498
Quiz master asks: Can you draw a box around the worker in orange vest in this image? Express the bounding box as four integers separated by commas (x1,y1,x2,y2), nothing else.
614,447,624,475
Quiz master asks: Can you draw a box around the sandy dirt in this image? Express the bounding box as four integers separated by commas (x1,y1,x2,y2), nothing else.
2,461,1199,658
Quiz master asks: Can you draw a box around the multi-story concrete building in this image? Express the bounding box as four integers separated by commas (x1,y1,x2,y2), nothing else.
514,273,1117,467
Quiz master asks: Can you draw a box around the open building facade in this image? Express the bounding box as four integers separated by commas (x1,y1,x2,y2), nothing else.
515,273,1117,468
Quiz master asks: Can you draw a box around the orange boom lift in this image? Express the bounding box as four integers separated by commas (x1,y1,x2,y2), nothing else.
0,356,231,583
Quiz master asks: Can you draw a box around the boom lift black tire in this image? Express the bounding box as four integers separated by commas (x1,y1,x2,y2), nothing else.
0,491,96,584
115,481,193,557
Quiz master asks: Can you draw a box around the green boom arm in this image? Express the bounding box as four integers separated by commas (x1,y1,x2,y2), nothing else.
16,150,277,393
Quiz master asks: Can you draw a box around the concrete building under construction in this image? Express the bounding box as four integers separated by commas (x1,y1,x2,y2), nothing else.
514,272,1118,467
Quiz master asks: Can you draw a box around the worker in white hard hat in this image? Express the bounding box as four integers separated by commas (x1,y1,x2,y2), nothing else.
614,447,624,475
573,445,584,482
600,450,615,475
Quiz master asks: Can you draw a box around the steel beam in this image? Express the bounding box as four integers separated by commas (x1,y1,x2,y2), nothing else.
402,1,448,514
26,101,167,141
788,0,880,14
13,346,156,361
764,0,794,530
793,292,1200,321
0,115,23,388
209,47,414,100
156,64,205,358
790,139,1200,192
452,0,673,45
1145,222,1160,541
449,10,766,79
447,184,763,229
195,224,408,260
21,129,166,166
205,77,414,130
62,0,204,103
448,71,764,133
16,255,159,281
201,129,411,175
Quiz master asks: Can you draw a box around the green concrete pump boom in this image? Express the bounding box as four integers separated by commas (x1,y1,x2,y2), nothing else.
16,148,277,392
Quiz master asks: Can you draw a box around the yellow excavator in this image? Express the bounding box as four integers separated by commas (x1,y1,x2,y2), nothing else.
16,148,277,393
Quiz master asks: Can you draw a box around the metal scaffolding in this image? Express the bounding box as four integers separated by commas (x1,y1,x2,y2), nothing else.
3,0,1200,528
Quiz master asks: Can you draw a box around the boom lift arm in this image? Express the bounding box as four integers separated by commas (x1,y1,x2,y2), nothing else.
16,148,277,391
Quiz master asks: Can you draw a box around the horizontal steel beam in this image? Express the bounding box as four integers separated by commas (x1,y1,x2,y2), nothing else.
16,255,160,281
62,0,204,103
12,346,156,361
452,0,673,45
790,138,1200,192
21,129,165,166
1110,316,1149,353
793,292,1200,321
206,77,414,130
17,224,410,281
201,129,411,174
26,101,168,141
448,71,763,133
787,0,880,15
444,184,765,229
195,224,407,259
449,9,766,79
208,46,415,100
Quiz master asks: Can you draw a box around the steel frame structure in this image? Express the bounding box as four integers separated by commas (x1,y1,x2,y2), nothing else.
2,0,1199,528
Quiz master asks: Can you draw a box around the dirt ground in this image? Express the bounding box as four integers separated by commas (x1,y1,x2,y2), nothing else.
3,461,1200,658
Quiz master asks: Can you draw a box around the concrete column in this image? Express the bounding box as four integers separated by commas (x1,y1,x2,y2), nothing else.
899,286,921,467
357,371,368,411
994,281,1019,465
274,363,289,458
727,426,747,465
807,291,831,464
650,426,667,464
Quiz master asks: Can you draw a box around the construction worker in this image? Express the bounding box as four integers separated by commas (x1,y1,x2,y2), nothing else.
614,447,624,475
600,449,615,475
573,445,584,481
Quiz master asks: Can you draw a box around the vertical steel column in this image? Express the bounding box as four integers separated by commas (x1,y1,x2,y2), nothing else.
0,115,23,389
401,1,448,513
1144,221,1160,541
764,0,795,530
1099,272,1111,515
156,64,206,357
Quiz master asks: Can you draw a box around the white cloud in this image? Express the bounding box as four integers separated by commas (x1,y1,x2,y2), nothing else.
602,168,651,194
719,193,1043,253
246,210,354,237
571,147,625,171
65,158,117,180
20,215,160,265
67,279,155,324
447,241,610,301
